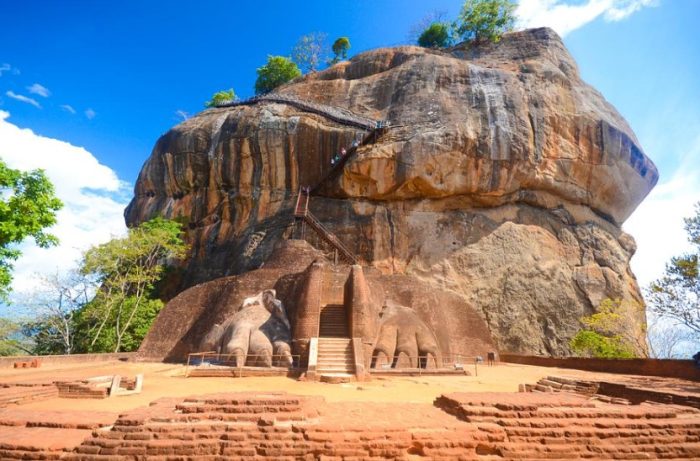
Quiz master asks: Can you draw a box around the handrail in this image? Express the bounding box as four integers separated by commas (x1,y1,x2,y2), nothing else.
216,93,382,131
293,187,358,264
185,352,302,377
370,354,488,376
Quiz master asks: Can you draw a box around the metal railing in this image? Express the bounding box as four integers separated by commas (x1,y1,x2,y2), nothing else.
369,354,491,376
215,93,383,131
185,352,301,378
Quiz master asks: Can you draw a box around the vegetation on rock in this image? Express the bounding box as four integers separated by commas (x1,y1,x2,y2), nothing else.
0,158,62,300
330,37,351,64
648,202,700,338
570,298,645,358
455,0,516,44
418,22,453,48
204,89,236,108
254,55,301,95
292,32,328,73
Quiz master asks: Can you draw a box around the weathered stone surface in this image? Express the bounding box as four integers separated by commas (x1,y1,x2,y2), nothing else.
197,289,293,367
128,28,656,355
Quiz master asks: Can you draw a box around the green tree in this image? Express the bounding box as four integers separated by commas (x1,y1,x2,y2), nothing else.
204,89,236,108
0,159,63,299
569,298,646,358
648,202,700,336
254,56,301,95
418,22,453,48
75,218,187,352
329,37,351,65
292,32,328,73
455,0,516,44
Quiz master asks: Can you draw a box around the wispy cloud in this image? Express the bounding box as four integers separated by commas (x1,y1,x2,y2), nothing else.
0,110,129,295
175,109,189,121
0,63,19,77
5,91,41,109
516,0,658,37
84,108,96,120
27,83,50,98
60,104,76,114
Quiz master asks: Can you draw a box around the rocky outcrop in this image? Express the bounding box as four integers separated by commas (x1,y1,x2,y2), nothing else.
128,28,656,355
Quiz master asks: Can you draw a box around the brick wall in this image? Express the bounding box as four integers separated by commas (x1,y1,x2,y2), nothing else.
501,354,700,381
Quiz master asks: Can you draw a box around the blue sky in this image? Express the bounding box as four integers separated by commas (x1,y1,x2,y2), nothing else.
0,0,698,301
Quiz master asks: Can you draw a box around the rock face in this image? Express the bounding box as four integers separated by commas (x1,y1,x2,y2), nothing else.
128,28,657,356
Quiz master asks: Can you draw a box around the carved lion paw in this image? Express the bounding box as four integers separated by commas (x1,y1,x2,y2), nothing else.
371,301,440,369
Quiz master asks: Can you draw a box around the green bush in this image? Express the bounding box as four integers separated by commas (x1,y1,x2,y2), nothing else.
254,56,301,95
204,89,236,108
330,37,351,64
455,0,516,44
570,330,636,359
418,22,452,48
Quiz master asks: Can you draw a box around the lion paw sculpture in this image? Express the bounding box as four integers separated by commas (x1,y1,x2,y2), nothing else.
199,289,293,367
371,300,441,369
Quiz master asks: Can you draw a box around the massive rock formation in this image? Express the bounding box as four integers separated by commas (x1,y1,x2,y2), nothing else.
129,28,657,356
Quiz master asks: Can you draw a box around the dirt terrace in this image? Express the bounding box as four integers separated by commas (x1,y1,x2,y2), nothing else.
0,360,699,459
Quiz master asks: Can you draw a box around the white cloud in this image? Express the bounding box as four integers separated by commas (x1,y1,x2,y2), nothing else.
5,91,41,109
60,104,76,114
0,110,129,294
175,109,189,121
0,64,18,77
27,83,50,98
624,133,700,289
516,0,658,37
84,108,96,120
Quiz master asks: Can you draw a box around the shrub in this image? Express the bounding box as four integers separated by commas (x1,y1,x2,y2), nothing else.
204,89,236,108
254,56,301,95
418,22,452,48
330,37,351,64
455,0,516,44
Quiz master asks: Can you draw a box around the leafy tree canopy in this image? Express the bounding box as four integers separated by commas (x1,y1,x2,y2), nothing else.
648,202,700,337
75,217,187,352
0,158,63,299
292,32,328,73
204,89,236,108
418,22,453,48
455,0,516,44
254,56,301,95
330,37,351,64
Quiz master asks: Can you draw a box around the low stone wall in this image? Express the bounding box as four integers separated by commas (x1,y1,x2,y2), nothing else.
501,354,700,381
0,352,136,369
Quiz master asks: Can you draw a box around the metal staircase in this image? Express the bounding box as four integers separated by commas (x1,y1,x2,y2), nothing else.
293,188,358,264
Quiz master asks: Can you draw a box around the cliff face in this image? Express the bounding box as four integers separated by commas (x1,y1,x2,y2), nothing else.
127,28,657,355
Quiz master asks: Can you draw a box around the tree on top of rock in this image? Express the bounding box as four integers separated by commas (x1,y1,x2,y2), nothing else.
292,32,329,73
329,37,351,65
418,22,453,48
455,0,516,44
204,89,236,108
254,56,301,95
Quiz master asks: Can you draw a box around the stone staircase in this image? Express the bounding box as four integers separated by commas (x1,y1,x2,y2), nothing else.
319,304,348,337
316,337,355,376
